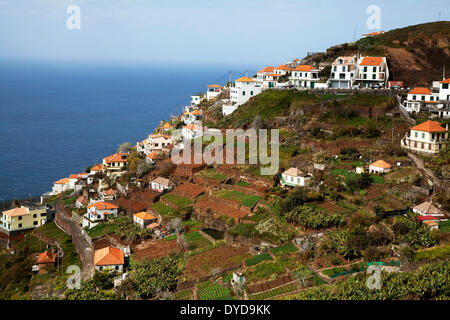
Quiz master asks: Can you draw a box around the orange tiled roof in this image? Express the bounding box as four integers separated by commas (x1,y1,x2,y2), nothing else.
294,65,316,72
94,247,124,266
90,164,105,172
69,174,80,179
333,56,355,65
147,151,163,160
235,76,255,82
359,57,384,66
190,110,202,116
363,31,385,36
150,134,171,139
103,153,128,164
257,66,275,74
134,211,156,221
87,201,119,210
207,84,222,88
104,189,118,196
440,78,450,84
2,207,29,217
146,222,160,229
369,160,391,169
37,250,57,264
267,73,281,77
408,87,431,95
163,123,172,129
275,64,292,71
54,178,70,184
411,120,447,132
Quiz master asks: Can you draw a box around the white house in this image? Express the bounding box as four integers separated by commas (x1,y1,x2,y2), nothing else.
52,178,70,194
256,66,277,89
404,87,439,113
401,120,448,154
83,201,119,229
438,78,450,101
368,160,392,174
143,134,173,155
290,65,321,88
133,211,158,228
206,84,223,100
230,76,263,106
191,95,204,106
280,167,313,187
103,153,128,171
182,109,202,124
89,164,105,175
354,56,389,88
273,64,292,76
182,123,203,140
327,56,357,88
94,246,124,272
413,201,444,217
150,177,173,192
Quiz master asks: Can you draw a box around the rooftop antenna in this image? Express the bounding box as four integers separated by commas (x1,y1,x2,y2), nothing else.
443,65,446,81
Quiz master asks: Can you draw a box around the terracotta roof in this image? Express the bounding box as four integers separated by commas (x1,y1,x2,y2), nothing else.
87,201,119,210
411,120,447,132
369,160,391,169
441,78,450,84
163,123,172,129
190,110,202,116
408,87,431,95
94,247,124,266
207,84,222,88
414,201,442,215
294,65,316,72
283,167,306,177
235,76,255,82
37,250,57,264
147,151,164,160
423,220,439,227
2,207,29,217
146,222,160,229
90,164,105,172
267,73,281,77
333,56,355,65
275,64,292,71
417,215,441,222
152,177,172,187
359,57,384,66
257,66,275,74
104,189,118,196
103,153,128,164
134,211,156,221
150,134,171,139
54,178,70,184
363,31,385,36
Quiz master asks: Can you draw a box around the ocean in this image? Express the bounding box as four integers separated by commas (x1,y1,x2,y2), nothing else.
0,61,251,201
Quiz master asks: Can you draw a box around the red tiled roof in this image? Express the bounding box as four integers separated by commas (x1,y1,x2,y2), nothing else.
359,57,384,66
87,202,119,210
103,153,128,164
275,64,292,71
440,78,450,84
257,66,275,74
369,160,391,169
94,247,124,266
408,87,431,95
411,120,447,132
207,84,222,88
294,65,316,72
37,250,57,264
54,178,70,185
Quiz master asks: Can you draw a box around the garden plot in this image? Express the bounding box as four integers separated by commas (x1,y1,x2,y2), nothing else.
213,189,262,208
132,238,181,261
182,245,251,281
197,281,234,300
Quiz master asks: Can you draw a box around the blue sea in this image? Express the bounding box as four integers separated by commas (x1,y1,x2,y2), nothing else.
0,61,253,201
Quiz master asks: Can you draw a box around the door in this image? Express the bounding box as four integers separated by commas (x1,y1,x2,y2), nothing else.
310,82,315,89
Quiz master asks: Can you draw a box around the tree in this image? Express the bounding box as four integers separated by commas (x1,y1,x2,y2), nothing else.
280,187,307,213
176,233,189,251
117,142,133,154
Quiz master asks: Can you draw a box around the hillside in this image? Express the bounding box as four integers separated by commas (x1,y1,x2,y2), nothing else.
310,21,450,87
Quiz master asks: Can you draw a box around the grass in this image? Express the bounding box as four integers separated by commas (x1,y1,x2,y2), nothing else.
214,189,261,207
249,282,298,300
197,281,234,300
236,181,251,187
173,289,193,300
271,243,298,256
245,253,273,266
151,201,178,218
414,244,450,261
86,223,118,238
439,220,450,234
161,193,192,208
201,228,224,240
200,169,227,181
245,260,286,282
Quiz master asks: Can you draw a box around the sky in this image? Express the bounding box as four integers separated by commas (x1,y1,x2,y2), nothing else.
0,0,448,68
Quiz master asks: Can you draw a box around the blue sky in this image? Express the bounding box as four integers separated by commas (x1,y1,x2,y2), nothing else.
0,0,448,68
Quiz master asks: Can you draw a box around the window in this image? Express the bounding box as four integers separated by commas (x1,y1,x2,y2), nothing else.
33,221,38,226
413,95,416,100
363,67,367,72
373,67,377,72
422,133,425,139
430,96,434,101
33,214,37,218
342,66,346,72
372,74,376,79
18,223,22,228
443,83,449,89
421,96,425,101
333,66,337,71
242,91,245,96
115,266,119,271
363,74,367,79
250,91,253,96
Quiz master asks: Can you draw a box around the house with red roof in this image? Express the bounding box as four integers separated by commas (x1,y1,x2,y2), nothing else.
224,76,263,115
327,56,358,89
206,84,223,100
142,134,173,155
368,160,392,174
133,211,157,228
401,120,448,154
94,246,124,272
103,153,128,171
354,56,389,88
439,78,450,101
404,87,439,113
289,65,321,88
51,177,70,194
83,201,119,229
182,109,203,124
37,250,58,272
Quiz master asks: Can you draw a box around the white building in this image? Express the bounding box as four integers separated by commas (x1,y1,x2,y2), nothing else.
103,153,128,171
191,95,204,106
401,120,448,155
290,65,321,88
256,66,277,89
182,109,202,124
273,64,292,76
280,167,313,187
354,56,389,88
182,122,203,140
413,201,444,217
438,78,450,101
83,201,119,229
94,246,124,272
206,84,223,100
368,160,392,174
230,76,263,107
133,211,158,228
327,56,357,88
143,134,173,155
150,177,173,193
52,178,70,194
